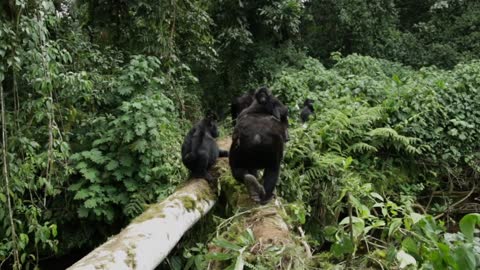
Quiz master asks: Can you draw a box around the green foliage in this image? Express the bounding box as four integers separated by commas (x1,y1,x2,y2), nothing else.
270,54,480,268
0,0,201,268
301,0,480,68
69,92,185,221
1,0,480,268
187,205,310,270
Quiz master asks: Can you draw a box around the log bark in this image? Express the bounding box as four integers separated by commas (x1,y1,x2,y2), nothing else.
68,178,216,270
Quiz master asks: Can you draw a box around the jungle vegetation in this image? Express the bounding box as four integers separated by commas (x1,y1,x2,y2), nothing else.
1,0,479,269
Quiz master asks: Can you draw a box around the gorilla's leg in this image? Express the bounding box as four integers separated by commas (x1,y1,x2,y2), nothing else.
191,150,211,181
219,149,229,157
232,167,265,202
244,175,266,203
231,167,247,182
261,166,280,204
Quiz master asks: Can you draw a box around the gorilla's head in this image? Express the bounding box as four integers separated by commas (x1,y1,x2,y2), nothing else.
255,87,272,105
205,112,219,138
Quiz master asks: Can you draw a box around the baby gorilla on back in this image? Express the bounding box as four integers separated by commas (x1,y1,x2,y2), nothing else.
238,87,289,142
181,114,228,181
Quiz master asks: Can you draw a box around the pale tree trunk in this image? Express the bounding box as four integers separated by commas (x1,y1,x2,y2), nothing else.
67,178,216,270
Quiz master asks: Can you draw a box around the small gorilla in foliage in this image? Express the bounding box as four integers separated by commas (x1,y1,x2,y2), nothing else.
300,98,314,123
229,87,289,204
238,87,289,142
181,113,228,181
231,90,255,127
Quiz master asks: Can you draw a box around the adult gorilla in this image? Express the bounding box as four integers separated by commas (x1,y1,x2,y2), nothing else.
229,91,288,204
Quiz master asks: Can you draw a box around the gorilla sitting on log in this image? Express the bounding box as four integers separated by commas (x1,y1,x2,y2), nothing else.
300,98,314,123
231,90,254,127
181,113,228,181
229,87,289,204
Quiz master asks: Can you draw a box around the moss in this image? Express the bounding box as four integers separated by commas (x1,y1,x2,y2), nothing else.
132,203,166,223
195,184,216,203
124,244,137,269
178,195,197,211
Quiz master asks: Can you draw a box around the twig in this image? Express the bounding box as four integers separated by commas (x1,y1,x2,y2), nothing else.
366,255,385,270
1,80,20,268
425,189,435,212
366,240,387,250
215,205,272,237
434,185,476,219
347,192,354,266
412,203,426,214
297,226,312,258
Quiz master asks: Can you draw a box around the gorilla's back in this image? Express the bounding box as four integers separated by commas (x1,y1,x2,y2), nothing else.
230,114,286,168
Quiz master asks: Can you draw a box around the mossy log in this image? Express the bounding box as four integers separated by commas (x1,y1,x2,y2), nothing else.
66,138,232,270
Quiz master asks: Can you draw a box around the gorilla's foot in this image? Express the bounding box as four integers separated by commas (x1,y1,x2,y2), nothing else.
244,174,266,203
259,193,275,205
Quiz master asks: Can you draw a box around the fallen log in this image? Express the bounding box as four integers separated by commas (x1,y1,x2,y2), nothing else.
67,137,233,270
67,178,216,270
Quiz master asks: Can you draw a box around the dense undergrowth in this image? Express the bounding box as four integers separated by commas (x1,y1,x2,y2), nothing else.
163,55,480,270
274,55,480,269
1,0,480,269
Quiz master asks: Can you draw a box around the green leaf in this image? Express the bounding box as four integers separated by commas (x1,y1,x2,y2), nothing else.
370,192,384,201
0,193,6,203
396,250,417,269
84,198,98,208
409,212,424,224
388,218,402,238
74,189,90,200
106,160,119,171
82,149,107,164
459,213,480,242
81,168,98,182
339,216,365,238
78,207,89,218
132,139,148,153
233,254,244,270
206,252,233,261
213,239,242,251
50,224,58,237
401,237,418,255
19,233,29,250
75,161,89,170
454,245,478,270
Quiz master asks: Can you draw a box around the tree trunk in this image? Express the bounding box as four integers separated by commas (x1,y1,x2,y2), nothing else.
67,178,216,270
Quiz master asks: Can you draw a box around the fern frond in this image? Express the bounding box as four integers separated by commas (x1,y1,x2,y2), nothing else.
347,142,378,154
124,192,149,218
368,127,399,138
304,167,323,182
350,106,384,127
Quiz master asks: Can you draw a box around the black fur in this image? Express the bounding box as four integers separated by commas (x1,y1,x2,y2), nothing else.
238,87,289,142
231,90,254,127
229,102,289,204
181,114,228,181
300,98,314,123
